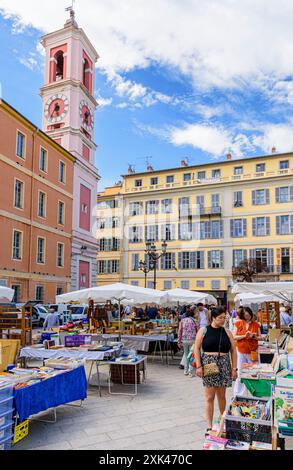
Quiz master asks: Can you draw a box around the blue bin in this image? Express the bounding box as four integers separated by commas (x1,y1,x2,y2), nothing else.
0,422,13,442
0,386,14,400
41,333,55,343
0,434,13,451
0,409,14,428
0,398,13,415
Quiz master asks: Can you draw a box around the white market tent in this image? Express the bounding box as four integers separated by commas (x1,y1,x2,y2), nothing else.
0,286,14,303
56,282,167,306
232,282,293,305
234,292,278,306
56,283,168,339
163,288,217,306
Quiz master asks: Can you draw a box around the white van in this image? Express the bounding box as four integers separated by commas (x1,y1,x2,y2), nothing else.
49,304,88,323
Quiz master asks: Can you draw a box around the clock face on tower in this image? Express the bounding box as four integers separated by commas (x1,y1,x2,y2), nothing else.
45,94,69,123
79,100,94,133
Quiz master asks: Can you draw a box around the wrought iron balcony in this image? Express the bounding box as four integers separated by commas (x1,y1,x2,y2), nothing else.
199,206,222,216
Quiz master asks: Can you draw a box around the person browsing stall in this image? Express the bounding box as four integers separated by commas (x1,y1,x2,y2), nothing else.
178,310,199,377
43,308,60,330
193,307,238,435
233,306,262,396
197,303,210,328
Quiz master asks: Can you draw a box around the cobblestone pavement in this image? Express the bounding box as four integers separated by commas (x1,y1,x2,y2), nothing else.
13,360,292,451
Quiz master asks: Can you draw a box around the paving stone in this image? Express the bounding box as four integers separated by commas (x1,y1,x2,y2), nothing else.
15,362,235,450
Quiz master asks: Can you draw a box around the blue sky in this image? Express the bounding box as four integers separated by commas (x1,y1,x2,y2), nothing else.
2,1,293,189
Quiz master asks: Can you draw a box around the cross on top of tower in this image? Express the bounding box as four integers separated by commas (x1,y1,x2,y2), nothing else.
65,1,78,28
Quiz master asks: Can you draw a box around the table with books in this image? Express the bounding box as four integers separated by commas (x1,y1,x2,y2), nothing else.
108,354,147,396
0,363,87,450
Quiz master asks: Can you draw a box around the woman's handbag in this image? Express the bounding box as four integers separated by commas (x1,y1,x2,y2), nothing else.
202,328,223,378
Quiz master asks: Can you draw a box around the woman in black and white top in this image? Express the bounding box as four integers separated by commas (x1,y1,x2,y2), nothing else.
193,307,238,435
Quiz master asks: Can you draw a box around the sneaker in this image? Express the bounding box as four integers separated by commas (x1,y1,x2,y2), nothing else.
184,370,189,375
179,365,184,370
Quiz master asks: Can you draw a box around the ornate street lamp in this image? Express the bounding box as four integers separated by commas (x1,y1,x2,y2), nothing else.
145,240,168,290
139,259,154,288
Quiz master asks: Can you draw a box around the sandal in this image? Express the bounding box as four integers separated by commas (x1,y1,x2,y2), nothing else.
205,428,212,437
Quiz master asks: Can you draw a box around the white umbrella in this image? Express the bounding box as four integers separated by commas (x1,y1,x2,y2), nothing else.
56,283,168,339
0,286,14,303
163,288,217,306
232,282,293,305
56,282,166,305
234,292,277,306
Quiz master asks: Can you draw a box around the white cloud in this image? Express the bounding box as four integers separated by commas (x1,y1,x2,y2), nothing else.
95,95,113,107
252,123,293,154
170,124,231,156
2,0,293,92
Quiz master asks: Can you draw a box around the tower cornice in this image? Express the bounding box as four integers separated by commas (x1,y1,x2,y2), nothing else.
40,79,98,109
41,26,99,61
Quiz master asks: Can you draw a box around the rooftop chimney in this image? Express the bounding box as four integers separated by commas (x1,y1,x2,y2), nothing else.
147,165,154,172
181,159,188,167
128,165,135,174
226,153,232,161
272,146,277,154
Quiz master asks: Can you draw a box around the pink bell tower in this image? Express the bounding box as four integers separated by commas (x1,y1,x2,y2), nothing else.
40,7,100,291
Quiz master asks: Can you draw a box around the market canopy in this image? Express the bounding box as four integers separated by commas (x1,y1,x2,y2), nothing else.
56,283,167,306
0,286,14,303
163,288,217,306
232,282,293,304
234,292,278,306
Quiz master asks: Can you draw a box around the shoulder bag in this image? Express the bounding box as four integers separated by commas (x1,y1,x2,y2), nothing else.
203,327,223,377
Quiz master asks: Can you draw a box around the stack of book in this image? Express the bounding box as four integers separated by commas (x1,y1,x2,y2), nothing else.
203,435,250,451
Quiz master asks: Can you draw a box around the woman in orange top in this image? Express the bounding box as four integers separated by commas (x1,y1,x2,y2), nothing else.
233,306,261,396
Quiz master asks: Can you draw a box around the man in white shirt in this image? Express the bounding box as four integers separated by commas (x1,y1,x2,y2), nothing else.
197,303,209,328
280,310,292,326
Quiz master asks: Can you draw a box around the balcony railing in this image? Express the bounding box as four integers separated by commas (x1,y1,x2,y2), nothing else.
199,206,222,216
124,168,293,192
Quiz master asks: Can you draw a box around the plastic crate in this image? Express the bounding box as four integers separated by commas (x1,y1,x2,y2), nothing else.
13,420,29,444
41,333,55,343
0,386,13,400
0,422,13,442
110,363,141,384
64,334,92,348
0,398,13,415
0,409,14,428
225,396,272,444
0,434,13,451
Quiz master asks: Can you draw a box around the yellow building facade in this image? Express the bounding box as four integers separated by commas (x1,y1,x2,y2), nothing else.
97,153,293,302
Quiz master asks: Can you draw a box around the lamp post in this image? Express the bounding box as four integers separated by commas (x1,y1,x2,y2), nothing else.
145,240,168,290
139,259,155,288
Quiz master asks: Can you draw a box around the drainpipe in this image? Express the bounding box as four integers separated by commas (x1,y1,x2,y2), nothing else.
28,128,38,300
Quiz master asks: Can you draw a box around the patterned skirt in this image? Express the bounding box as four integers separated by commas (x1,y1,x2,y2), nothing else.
202,353,232,388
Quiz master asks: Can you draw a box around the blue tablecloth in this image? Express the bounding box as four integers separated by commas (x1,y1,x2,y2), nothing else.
13,366,87,422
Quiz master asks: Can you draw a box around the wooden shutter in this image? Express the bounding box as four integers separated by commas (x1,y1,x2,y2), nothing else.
266,217,270,236
220,251,224,269
252,218,256,236
230,220,234,238
208,251,212,269
290,215,293,235
220,220,224,238
250,249,255,259
276,216,280,235
161,225,166,241
172,253,176,269
190,252,196,269
200,251,205,269
267,249,274,270
276,187,280,203
266,189,270,204
290,186,293,202
243,219,247,237
178,252,183,269
252,190,256,205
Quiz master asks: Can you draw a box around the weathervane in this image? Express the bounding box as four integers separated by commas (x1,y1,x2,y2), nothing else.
65,0,77,25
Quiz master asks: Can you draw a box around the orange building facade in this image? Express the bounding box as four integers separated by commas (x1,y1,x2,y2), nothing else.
0,99,75,303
